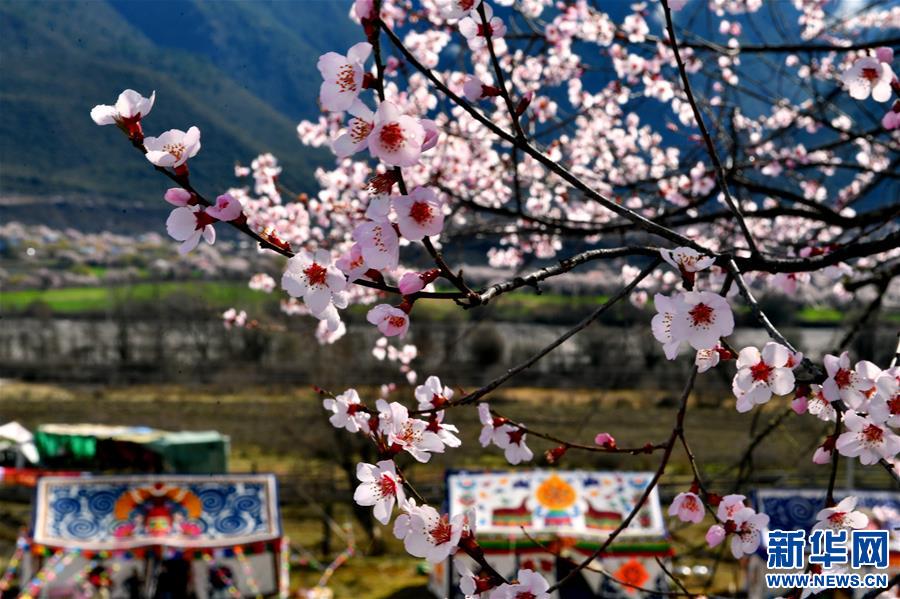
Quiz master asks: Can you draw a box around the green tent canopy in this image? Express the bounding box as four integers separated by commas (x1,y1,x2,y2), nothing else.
34,424,229,473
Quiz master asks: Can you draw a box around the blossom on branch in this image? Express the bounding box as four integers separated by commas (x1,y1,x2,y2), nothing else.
393,186,444,241
91,89,155,139
668,491,705,524
282,249,348,317
458,3,506,51
732,342,796,412
354,460,405,525
836,411,900,465
394,504,464,563
813,496,869,532
318,42,372,112
367,304,410,338
144,127,201,168
324,388,369,433
841,55,895,102
369,101,426,167
166,205,216,254
491,569,551,599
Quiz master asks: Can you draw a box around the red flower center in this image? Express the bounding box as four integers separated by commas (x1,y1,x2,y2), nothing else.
387,315,407,328
379,123,406,151
507,428,526,445
887,396,900,415
194,210,217,230
350,118,373,143
689,303,714,326
834,368,851,389
682,494,699,511
304,262,328,286
828,511,846,524
337,64,357,92
378,474,396,498
430,515,453,544
515,593,537,599
409,201,433,225
861,67,879,82
862,424,884,444
459,0,475,9
750,361,773,382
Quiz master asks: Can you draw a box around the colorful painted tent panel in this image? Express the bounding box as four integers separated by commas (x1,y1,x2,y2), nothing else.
446,470,665,538
33,475,280,549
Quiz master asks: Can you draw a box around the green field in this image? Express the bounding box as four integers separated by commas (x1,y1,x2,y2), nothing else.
0,280,870,326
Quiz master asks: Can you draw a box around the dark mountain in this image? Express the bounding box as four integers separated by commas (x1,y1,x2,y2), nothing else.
0,0,358,212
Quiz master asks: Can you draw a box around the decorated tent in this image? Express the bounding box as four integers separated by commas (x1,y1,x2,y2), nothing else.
7,474,287,598
430,470,672,598
746,489,900,599
34,424,229,474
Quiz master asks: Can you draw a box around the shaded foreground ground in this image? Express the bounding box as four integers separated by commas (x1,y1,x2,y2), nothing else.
0,381,891,596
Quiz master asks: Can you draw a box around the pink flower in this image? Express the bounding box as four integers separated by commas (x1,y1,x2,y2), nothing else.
836,411,900,465
695,347,721,373
395,504,464,563
458,3,506,50
822,352,878,409
415,375,453,410
420,119,440,152
367,304,410,337
222,308,246,329
594,432,616,448
717,494,747,521
166,205,215,254
841,56,895,102
378,400,445,462
206,193,243,221
813,444,833,465
807,384,837,422
317,42,372,112
368,101,426,167
491,569,550,599
323,388,369,433
282,249,348,316
706,524,726,547
669,492,705,524
354,198,400,270
651,293,684,360
437,0,482,20
791,394,808,414
354,460,405,525
333,100,375,158
144,127,201,168
813,496,869,532
883,102,900,130
463,75,501,102
493,425,533,465
90,89,155,138
672,291,734,352
398,272,426,295
248,273,276,293
732,342,796,412
478,403,498,447
730,507,769,558
393,186,444,241
660,247,715,279
164,188,192,206
875,47,894,64
336,243,370,282
869,368,900,427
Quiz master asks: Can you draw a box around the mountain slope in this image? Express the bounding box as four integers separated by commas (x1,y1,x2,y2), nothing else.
0,0,357,208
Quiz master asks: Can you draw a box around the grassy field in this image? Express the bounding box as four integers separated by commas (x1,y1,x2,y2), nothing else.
0,380,893,596
0,279,867,326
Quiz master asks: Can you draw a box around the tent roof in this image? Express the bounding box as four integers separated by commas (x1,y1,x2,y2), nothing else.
447,470,666,540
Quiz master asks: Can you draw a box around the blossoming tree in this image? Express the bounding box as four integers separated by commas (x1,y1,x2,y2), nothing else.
92,0,899,595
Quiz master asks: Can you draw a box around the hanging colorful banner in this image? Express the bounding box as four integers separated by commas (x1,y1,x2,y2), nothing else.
33,474,280,550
